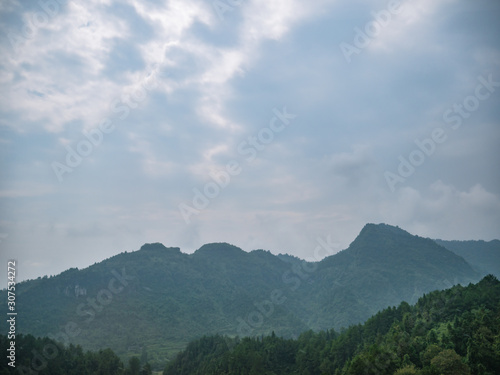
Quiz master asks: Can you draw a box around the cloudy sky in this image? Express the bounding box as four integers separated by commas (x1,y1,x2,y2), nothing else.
0,0,499,287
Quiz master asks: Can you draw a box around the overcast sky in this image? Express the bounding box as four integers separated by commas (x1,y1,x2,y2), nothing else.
0,0,499,288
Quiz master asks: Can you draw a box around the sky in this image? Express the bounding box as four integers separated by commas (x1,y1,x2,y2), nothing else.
0,0,499,288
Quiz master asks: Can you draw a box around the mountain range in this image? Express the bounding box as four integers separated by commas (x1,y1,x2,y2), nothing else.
434,238,500,278
163,274,500,375
2,223,498,369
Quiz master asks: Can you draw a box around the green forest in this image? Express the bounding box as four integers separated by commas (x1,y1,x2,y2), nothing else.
2,275,499,374
2,225,499,373
163,275,500,375
0,333,157,375
0,334,154,375
3,223,489,370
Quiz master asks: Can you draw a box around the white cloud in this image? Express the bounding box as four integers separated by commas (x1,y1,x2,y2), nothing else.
368,0,454,53
1,0,499,287
1,1,131,133
126,132,177,177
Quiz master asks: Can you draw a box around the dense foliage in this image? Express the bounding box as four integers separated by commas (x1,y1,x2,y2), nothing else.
435,239,500,278
0,334,152,375
1,224,496,370
163,275,500,375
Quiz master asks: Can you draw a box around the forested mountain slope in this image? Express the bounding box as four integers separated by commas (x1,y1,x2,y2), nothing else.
163,275,500,375
0,224,483,369
435,239,500,278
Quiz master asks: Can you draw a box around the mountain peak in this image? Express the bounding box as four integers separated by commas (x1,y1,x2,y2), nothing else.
360,223,411,237
194,242,246,257
346,223,476,278
5,223,485,371
139,243,181,253
351,223,416,250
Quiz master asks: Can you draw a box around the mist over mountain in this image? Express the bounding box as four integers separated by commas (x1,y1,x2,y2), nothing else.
434,239,500,278
2,223,490,369
163,275,500,375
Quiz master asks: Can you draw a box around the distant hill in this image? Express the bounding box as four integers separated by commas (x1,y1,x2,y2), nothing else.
300,223,480,330
435,239,500,278
1,224,483,370
163,275,500,375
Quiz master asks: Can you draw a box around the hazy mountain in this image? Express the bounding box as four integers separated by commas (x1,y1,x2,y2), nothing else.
2,224,483,369
434,239,500,278
163,275,500,375
4,277,498,375
296,223,480,330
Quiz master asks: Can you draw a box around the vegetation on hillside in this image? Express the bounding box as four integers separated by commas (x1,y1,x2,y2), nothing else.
435,239,500,278
163,275,500,375
1,224,495,371
0,334,153,375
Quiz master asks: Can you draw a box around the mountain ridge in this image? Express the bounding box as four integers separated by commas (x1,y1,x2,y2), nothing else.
434,238,500,278
163,275,500,375
1,223,491,369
